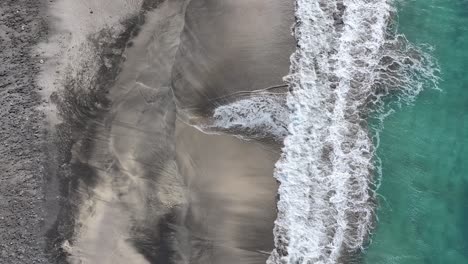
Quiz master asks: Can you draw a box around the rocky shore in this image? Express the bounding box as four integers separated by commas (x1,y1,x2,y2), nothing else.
0,0,49,263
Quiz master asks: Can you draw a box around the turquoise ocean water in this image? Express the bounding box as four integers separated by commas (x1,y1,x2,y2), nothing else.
365,0,468,263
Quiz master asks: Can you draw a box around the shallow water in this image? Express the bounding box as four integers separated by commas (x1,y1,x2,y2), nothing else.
365,1,468,263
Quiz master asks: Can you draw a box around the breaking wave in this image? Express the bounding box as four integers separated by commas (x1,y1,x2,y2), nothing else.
206,94,288,141
201,0,439,263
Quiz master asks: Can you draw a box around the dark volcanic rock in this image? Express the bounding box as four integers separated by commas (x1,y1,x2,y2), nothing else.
0,0,49,263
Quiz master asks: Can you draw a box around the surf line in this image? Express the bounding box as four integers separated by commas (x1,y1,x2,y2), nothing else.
269,0,403,263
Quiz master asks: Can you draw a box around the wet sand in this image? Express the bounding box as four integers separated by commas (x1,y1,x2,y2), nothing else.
169,0,294,262
172,0,295,114
175,120,280,263
41,0,295,263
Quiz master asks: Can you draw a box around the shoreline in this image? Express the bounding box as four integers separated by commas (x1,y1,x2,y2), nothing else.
0,0,412,263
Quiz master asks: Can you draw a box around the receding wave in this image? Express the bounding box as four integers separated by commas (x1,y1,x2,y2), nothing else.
204,94,288,141
201,0,439,263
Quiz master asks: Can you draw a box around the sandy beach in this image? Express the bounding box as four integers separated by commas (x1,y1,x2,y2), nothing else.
30,0,295,263
1,0,451,263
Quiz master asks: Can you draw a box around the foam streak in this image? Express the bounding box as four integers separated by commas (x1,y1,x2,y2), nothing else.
269,1,392,263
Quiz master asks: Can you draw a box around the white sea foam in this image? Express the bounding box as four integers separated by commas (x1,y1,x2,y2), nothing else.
266,1,439,264
267,1,381,262
203,0,438,263
207,95,288,140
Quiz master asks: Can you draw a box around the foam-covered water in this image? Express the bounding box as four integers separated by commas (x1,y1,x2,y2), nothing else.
267,0,439,263
208,95,288,140
202,0,439,263
268,1,390,262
